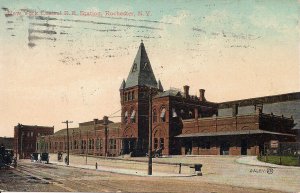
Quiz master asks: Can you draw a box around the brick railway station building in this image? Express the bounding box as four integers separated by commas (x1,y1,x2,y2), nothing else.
37,42,300,157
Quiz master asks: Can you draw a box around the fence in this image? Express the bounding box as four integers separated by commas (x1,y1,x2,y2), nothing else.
261,142,300,166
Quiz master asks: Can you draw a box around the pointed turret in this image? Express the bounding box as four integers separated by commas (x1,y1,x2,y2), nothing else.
125,41,158,89
119,79,126,90
157,80,164,91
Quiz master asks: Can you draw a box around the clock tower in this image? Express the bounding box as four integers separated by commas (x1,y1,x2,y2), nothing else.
119,41,162,155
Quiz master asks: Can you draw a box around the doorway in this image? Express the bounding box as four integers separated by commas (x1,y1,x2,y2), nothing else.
220,141,230,155
241,139,248,155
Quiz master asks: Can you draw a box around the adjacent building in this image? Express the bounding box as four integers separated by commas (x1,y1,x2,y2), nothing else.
37,41,299,157
0,137,14,149
14,124,54,159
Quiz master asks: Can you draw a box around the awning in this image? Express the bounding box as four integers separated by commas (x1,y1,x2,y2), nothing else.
175,130,296,138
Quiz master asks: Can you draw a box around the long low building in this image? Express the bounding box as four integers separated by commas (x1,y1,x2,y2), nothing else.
37,41,299,157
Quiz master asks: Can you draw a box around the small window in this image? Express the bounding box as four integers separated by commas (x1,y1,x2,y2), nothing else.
132,91,135,100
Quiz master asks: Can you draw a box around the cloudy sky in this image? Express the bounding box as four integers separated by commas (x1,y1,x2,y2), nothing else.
0,0,299,137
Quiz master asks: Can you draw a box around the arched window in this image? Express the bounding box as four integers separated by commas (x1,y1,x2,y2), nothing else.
153,109,157,123
160,107,166,122
128,92,132,100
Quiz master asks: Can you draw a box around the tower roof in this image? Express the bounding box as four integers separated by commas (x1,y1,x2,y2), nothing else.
124,41,158,89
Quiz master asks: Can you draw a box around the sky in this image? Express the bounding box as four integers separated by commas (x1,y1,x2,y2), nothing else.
0,0,299,137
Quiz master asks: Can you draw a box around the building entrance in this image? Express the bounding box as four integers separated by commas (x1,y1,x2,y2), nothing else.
241,139,248,155
122,138,136,154
220,141,230,155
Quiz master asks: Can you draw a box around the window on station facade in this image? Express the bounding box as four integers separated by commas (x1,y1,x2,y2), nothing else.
128,92,132,100
132,91,135,100
74,140,77,149
125,93,128,101
109,139,116,149
124,111,128,123
96,138,100,150
154,138,158,149
92,139,94,149
160,138,164,149
153,109,157,122
130,109,136,123
160,107,166,122
189,110,193,118
172,108,178,118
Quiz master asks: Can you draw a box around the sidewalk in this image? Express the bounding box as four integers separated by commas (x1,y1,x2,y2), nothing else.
235,156,300,169
51,160,193,177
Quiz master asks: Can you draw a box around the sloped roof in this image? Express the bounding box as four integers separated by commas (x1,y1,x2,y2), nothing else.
176,130,296,138
52,122,121,136
124,41,158,89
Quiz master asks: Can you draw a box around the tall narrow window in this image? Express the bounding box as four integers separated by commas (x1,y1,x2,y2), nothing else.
172,108,177,118
160,108,166,122
132,91,135,100
154,138,158,149
153,109,157,122
160,138,164,149
124,111,128,123
130,109,136,123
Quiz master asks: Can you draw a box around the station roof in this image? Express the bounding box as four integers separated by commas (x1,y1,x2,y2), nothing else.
175,130,296,138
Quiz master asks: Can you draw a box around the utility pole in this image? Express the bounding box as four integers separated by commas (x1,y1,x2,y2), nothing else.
148,88,153,175
103,116,109,157
86,131,88,164
62,120,73,166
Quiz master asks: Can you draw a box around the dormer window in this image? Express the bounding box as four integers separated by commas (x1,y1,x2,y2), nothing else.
132,63,137,72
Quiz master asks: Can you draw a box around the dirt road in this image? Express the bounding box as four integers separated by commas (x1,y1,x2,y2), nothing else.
0,161,286,193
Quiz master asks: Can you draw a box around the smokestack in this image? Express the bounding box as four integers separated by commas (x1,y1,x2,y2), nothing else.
183,85,190,98
199,89,206,101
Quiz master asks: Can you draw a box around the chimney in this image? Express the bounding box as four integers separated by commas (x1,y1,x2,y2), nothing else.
183,85,190,98
199,89,206,101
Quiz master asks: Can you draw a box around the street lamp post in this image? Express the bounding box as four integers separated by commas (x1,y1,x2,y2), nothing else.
103,116,109,157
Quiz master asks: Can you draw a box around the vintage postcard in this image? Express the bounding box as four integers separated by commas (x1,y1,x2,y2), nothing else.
0,0,299,193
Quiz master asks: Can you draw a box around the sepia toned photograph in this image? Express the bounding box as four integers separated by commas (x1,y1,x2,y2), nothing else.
0,0,299,192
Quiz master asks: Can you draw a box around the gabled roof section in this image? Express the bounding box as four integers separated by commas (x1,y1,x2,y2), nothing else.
125,41,158,89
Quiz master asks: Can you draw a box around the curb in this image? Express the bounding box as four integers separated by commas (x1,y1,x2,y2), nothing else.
51,162,194,178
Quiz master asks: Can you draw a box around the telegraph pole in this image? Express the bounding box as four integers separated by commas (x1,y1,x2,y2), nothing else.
103,116,109,157
148,88,153,175
62,120,73,166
